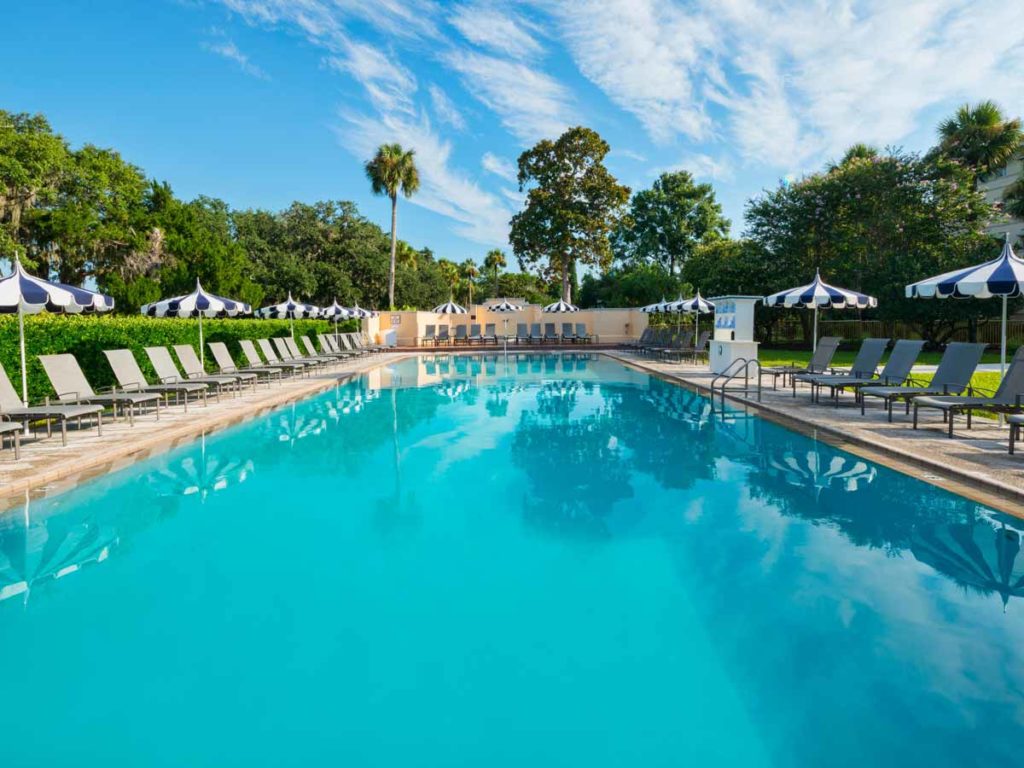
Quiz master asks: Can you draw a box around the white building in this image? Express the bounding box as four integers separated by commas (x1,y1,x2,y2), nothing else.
977,153,1024,243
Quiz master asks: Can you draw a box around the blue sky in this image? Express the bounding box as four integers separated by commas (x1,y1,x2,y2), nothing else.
3,0,1024,265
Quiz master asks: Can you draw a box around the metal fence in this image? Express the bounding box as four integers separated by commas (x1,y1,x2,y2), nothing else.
769,318,1024,346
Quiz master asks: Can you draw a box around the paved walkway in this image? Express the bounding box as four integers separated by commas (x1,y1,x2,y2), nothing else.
605,351,1024,515
0,353,409,509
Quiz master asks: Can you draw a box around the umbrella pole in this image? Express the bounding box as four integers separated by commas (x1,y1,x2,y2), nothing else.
18,304,28,408
812,306,818,353
199,312,205,368
1001,294,1008,379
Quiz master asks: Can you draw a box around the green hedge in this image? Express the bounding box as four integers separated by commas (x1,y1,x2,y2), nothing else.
0,314,355,402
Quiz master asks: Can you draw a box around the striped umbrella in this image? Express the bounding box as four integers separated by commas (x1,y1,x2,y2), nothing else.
543,298,580,312
257,293,320,339
490,300,523,312
767,448,877,496
142,279,251,366
906,237,1024,378
640,297,671,314
321,299,351,344
765,270,877,351
433,300,468,314
345,304,377,319
0,258,115,405
667,291,715,340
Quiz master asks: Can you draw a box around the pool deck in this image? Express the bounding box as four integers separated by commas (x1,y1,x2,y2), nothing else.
606,350,1024,514
0,353,410,509
2,348,1023,516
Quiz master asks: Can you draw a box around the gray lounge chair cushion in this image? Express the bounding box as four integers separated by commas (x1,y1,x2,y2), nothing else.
40,354,162,405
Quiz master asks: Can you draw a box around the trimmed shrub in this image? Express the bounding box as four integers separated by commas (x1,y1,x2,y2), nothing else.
0,315,355,402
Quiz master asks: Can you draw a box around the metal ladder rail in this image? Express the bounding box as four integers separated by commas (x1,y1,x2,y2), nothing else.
710,357,762,409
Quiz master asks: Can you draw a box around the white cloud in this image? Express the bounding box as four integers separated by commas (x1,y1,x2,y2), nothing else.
449,3,543,60
481,151,517,182
338,111,515,245
428,84,466,130
443,49,576,143
654,153,733,182
325,41,417,114
202,39,270,80
543,0,713,144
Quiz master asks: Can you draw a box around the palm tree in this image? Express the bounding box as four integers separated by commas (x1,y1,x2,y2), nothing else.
937,101,1023,177
438,259,460,300
459,259,480,306
365,144,420,309
830,143,879,170
483,248,506,296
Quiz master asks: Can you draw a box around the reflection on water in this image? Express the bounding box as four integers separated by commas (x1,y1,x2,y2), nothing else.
2,353,1023,766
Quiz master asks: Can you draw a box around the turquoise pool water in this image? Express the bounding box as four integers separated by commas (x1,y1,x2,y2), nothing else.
2,353,1022,766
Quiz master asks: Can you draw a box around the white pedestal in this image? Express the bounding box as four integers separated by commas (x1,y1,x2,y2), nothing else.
709,340,759,375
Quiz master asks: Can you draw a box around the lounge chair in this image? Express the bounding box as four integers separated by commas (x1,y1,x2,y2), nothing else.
914,346,1024,437
338,334,369,356
105,348,210,409
794,338,890,402
174,344,255,392
242,339,297,378
516,323,529,344
422,325,436,346
561,323,577,343
484,323,497,344
1008,413,1024,454
689,330,711,362
357,332,385,353
274,338,325,370
0,419,20,459
0,362,103,445
576,324,592,344
859,342,986,421
529,323,543,344
437,325,450,346
208,342,282,386
654,331,693,360
762,336,841,392
468,324,483,344
289,337,337,366
452,325,467,345
803,339,920,405
148,345,240,397
39,354,162,425
300,336,349,361
256,339,308,376
624,328,652,350
544,323,559,343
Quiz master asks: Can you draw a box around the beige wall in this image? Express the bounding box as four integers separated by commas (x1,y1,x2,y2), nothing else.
362,305,648,346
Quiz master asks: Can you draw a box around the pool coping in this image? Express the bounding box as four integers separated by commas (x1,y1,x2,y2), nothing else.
605,351,1024,517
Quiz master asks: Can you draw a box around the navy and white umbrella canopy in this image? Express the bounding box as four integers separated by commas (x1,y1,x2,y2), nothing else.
142,280,251,366
345,304,376,319
667,291,716,339
257,293,320,320
543,299,580,312
765,270,877,351
489,300,523,312
319,300,351,321
0,259,115,405
433,300,468,314
640,297,672,314
907,238,1024,376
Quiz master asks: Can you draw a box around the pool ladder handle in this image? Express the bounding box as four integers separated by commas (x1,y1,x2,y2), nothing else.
710,357,762,410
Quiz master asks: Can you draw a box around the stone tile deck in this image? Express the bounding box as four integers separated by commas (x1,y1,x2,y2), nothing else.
0,353,410,509
605,350,1024,515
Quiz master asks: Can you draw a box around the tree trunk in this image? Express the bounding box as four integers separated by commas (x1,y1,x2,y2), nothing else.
562,261,571,304
494,269,500,297
388,195,398,309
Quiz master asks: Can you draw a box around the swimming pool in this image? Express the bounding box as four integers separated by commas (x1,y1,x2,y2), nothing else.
2,353,1022,766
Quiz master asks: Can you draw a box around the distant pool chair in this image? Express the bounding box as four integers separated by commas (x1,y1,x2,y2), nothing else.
762,336,841,392
914,346,1024,438
575,323,592,344
39,353,163,426
794,338,890,402
0,362,104,446
561,323,577,343
860,342,986,421
484,323,497,344
544,323,559,343
453,325,469,345
422,324,436,346
437,325,451,346
249,339,305,377
105,348,210,409
285,337,336,367
516,323,529,344
468,324,483,344
208,342,282,387
273,338,325,371
175,344,256,393
530,323,543,344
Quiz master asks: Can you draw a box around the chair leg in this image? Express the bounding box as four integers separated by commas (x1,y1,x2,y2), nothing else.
1010,423,1017,455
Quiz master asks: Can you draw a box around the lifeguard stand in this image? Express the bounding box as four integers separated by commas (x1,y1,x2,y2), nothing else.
708,296,760,374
